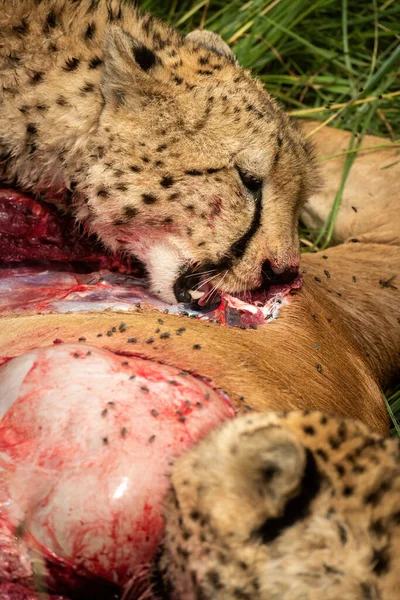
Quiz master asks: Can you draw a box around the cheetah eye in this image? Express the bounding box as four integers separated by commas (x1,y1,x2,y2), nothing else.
237,168,263,196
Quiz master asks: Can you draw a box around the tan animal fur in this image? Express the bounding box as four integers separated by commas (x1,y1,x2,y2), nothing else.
0,0,317,303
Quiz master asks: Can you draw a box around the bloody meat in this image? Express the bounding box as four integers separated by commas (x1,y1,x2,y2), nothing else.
0,188,137,272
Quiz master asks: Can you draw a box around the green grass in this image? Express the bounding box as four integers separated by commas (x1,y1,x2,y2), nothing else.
385,385,400,436
141,0,400,431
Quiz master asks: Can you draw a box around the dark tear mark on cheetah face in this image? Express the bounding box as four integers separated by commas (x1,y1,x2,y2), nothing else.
153,411,400,599
77,25,318,304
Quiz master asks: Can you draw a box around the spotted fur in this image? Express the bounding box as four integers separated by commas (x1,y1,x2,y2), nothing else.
0,0,318,302
157,411,400,599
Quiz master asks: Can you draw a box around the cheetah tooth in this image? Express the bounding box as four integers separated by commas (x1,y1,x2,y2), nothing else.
188,289,205,300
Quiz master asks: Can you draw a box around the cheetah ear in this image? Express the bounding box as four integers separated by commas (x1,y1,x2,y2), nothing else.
102,26,164,104
236,426,308,511
185,30,237,63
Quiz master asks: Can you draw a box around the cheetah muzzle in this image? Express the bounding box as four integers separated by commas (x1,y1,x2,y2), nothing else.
0,0,319,305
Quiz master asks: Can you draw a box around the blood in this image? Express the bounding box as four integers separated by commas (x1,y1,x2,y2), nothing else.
0,345,235,599
0,188,138,273
208,195,222,224
0,583,68,600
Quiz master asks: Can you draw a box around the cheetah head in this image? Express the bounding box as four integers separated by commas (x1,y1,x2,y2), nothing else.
77,23,318,304
153,411,400,599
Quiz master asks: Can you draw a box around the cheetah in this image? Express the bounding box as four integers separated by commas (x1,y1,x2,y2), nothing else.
0,0,318,304
156,410,400,599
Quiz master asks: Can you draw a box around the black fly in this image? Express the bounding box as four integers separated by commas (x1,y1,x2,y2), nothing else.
379,275,397,290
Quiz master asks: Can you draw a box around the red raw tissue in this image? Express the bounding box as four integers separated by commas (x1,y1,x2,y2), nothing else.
0,188,134,272
0,344,235,599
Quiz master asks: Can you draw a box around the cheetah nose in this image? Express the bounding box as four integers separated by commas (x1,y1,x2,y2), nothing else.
261,259,298,287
